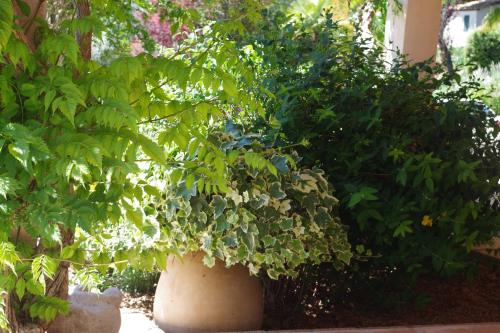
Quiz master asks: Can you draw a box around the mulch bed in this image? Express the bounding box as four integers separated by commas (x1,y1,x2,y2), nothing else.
272,262,500,329
122,261,499,329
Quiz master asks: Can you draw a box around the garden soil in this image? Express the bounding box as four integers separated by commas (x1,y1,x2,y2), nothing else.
121,262,499,329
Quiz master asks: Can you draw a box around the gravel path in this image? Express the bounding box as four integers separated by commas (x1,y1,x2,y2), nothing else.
120,308,163,333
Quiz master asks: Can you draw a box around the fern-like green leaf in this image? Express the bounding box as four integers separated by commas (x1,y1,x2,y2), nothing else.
31,255,58,292
0,0,13,53
29,296,69,322
79,100,138,131
0,242,20,273
0,175,20,199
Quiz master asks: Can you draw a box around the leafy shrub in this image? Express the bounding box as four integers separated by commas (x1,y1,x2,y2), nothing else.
245,13,500,280
153,124,352,279
100,268,160,295
451,47,466,67
471,63,500,114
466,29,500,68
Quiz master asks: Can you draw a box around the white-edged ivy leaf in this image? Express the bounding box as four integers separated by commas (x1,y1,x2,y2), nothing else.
269,182,286,199
280,218,294,231
210,195,226,219
271,155,289,174
202,254,215,268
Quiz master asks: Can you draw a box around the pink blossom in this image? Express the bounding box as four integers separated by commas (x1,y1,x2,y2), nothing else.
145,12,175,47
130,0,193,50
130,36,145,56
175,0,195,8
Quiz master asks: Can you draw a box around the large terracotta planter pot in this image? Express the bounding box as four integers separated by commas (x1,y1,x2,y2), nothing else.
153,252,263,333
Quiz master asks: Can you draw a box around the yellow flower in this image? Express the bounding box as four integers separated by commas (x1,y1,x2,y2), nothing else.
421,215,433,227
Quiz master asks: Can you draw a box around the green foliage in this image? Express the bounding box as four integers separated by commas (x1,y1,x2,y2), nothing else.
153,124,351,279
458,63,500,115
269,0,390,42
31,255,58,293
29,296,69,323
482,7,500,32
0,0,13,53
451,47,466,67
473,63,500,114
0,0,266,329
245,14,500,280
466,29,500,69
100,268,160,295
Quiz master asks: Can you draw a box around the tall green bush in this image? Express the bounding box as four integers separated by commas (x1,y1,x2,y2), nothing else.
246,13,500,280
466,29,500,68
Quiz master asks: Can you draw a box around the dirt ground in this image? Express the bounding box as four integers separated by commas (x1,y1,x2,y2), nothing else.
120,261,499,331
276,262,500,329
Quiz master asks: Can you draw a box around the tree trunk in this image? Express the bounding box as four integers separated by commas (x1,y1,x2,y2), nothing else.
12,0,47,52
439,0,455,75
4,1,90,332
45,228,74,301
76,0,92,60
4,3,47,331
3,293,19,333
4,0,94,329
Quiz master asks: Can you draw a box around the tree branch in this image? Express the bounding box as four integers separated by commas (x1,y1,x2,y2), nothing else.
75,0,92,60
12,0,47,52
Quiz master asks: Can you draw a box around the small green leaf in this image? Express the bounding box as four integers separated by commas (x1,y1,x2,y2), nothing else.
262,235,276,247
32,255,58,292
8,142,30,169
216,216,229,232
267,269,279,280
222,77,238,97
60,246,75,260
280,218,293,231
210,195,226,219
271,155,289,174
348,187,379,208
337,250,353,265
355,244,366,254
185,173,195,190
243,232,255,252
269,182,286,199
202,254,215,268
52,97,77,126
393,220,413,238
154,251,168,271
0,176,20,198
16,278,26,300
0,1,13,52
137,134,166,164
25,278,44,296
15,0,31,16
126,208,144,229
44,90,57,111
214,156,225,173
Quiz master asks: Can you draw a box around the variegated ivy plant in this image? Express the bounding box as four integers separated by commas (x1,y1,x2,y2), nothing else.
0,0,264,330
152,124,352,279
